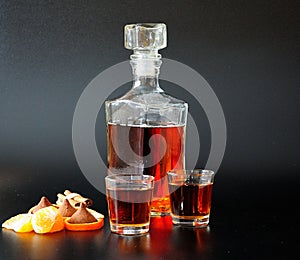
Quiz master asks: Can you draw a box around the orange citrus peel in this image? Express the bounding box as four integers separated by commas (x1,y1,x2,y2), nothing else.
64,217,104,231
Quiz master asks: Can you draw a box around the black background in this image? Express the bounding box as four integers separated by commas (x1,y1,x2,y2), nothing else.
0,1,299,259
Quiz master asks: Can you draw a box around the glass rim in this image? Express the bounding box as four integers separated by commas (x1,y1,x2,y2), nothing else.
167,169,215,176
105,173,154,182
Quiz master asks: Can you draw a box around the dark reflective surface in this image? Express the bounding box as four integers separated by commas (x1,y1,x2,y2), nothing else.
1,216,214,259
0,166,299,259
1,188,298,260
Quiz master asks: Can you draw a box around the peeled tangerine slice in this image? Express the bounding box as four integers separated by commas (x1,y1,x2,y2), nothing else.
31,206,64,234
2,213,33,233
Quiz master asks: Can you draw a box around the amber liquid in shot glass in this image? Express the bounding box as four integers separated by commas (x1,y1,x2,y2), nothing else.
168,170,214,227
107,187,152,226
105,174,154,235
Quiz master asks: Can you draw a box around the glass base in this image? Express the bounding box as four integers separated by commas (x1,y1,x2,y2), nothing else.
110,222,150,235
171,214,210,227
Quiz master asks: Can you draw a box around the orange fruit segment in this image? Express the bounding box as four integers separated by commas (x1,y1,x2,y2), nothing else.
64,218,104,231
2,214,33,233
32,206,64,234
50,214,64,233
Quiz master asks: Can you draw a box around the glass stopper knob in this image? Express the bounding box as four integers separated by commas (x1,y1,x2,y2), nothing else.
124,23,167,51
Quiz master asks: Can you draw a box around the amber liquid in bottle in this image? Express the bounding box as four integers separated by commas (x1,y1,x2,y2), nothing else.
107,123,185,214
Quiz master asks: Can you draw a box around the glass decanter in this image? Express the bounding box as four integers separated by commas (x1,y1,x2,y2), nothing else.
105,23,188,216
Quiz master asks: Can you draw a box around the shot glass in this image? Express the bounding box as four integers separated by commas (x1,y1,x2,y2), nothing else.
168,169,215,227
105,174,154,235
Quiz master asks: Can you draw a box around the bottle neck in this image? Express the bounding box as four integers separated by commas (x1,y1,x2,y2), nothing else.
130,51,163,91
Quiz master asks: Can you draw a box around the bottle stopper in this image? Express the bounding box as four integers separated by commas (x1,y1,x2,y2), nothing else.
124,23,167,51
